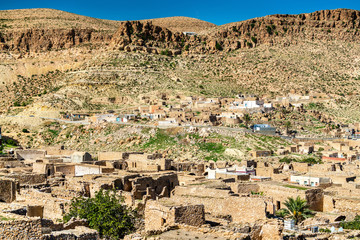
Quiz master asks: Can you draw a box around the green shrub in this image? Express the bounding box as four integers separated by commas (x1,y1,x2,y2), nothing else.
160,49,171,56
279,157,295,164
5,138,17,146
22,129,29,133
251,36,257,44
64,189,136,239
198,142,225,154
266,26,273,35
215,42,223,51
143,130,176,149
341,215,360,230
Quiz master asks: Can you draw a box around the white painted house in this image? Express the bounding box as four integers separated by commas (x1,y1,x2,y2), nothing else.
290,175,331,187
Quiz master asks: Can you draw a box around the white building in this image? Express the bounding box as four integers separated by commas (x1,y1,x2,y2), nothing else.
74,164,101,177
206,165,255,179
158,118,178,127
290,175,331,187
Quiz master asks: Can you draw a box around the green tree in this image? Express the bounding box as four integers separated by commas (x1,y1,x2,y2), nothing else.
243,114,251,128
341,215,360,230
278,196,313,224
284,121,291,135
63,189,136,239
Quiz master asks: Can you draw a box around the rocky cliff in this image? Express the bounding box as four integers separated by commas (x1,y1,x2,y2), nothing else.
0,9,359,54
0,28,112,52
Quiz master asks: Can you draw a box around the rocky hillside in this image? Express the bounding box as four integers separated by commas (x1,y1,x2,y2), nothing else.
139,16,216,33
202,9,360,51
0,8,119,30
1,8,360,123
1,8,359,54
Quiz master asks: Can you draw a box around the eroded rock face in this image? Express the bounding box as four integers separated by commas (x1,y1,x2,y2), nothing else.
207,9,360,52
110,21,185,53
0,9,359,54
0,28,112,52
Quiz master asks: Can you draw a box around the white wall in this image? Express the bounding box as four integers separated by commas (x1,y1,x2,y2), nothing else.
75,165,101,177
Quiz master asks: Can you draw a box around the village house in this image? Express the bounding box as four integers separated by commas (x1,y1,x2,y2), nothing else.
249,150,272,158
126,153,172,172
290,174,331,187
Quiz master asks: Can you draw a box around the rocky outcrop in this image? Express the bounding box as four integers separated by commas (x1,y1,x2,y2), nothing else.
0,9,359,54
110,21,185,55
204,9,360,52
0,28,112,52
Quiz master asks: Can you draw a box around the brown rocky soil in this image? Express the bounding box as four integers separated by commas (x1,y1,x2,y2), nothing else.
140,16,216,33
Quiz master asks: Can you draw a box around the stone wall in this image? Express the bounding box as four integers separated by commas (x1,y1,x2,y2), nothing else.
257,183,324,212
98,152,123,161
19,189,69,220
0,218,42,240
0,178,17,202
305,189,324,212
229,183,260,194
15,150,46,160
172,186,267,224
145,200,205,231
7,173,46,185
324,194,360,213
291,162,310,173
131,173,179,199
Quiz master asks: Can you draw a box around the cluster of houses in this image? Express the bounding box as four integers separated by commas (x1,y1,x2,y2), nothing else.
1,142,360,238
61,92,332,129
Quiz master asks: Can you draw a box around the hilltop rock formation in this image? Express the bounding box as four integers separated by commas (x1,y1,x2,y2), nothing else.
0,28,112,52
0,9,359,54
206,9,360,52
110,21,184,54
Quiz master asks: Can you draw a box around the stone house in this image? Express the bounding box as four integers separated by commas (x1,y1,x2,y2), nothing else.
130,173,179,200
55,164,105,177
69,152,92,163
32,160,55,177
98,152,124,161
126,153,172,172
15,150,46,161
171,183,268,224
290,175,331,187
145,199,205,231
249,150,271,158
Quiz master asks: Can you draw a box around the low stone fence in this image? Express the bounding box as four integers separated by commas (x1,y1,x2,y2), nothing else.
0,218,42,240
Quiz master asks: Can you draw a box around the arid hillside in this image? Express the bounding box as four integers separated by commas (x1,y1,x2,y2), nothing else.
1,8,360,123
139,16,216,33
0,8,120,30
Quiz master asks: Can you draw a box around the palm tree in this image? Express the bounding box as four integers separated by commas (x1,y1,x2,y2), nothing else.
278,196,313,224
243,114,251,128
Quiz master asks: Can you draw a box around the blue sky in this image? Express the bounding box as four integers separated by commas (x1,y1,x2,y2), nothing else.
1,0,359,25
